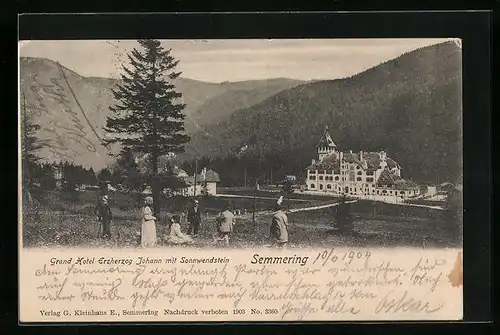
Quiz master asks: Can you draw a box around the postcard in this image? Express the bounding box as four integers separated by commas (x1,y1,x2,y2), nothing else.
18,38,463,322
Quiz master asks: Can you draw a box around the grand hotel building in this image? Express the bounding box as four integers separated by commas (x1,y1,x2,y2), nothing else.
305,127,420,198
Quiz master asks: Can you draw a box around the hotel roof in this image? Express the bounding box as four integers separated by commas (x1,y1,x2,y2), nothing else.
316,126,337,148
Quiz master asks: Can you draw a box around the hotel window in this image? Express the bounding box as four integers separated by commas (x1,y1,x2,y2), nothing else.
335,176,339,181
320,184,323,190
401,191,405,195
319,170,325,174
309,176,316,180
327,184,331,189
327,170,333,174
319,176,324,180
350,165,354,170
377,190,380,194
310,170,316,174
367,171,374,176
357,177,362,181
310,184,315,188
366,177,374,182
357,171,362,175
395,191,398,195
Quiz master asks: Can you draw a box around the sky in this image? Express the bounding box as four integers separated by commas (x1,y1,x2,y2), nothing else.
19,38,456,83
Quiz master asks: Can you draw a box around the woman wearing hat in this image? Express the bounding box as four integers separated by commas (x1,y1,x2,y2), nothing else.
140,196,157,247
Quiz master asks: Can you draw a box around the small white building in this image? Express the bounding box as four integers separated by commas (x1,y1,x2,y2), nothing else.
167,166,220,196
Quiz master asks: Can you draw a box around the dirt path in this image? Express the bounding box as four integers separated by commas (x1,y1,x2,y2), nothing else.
215,194,312,202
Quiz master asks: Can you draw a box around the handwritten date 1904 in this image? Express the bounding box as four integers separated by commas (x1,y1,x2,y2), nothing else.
312,249,371,267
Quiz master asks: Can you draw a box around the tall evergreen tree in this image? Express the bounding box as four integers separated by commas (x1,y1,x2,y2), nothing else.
20,88,44,198
104,39,190,216
97,168,112,182
114,148,142,192
87,168,98,185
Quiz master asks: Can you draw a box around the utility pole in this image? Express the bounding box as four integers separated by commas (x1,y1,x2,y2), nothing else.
193,157,198,199
253,177,257,230
244,166,247,188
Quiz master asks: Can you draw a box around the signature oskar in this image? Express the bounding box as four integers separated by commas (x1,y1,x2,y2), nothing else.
26,64,98,161
374,257,446,315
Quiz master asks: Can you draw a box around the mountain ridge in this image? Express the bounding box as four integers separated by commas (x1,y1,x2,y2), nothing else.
185,41,462,184
20,41,462,184
19,56,306,169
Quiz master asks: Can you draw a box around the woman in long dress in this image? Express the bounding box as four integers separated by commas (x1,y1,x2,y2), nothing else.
141,196,157,247
165,215,193,245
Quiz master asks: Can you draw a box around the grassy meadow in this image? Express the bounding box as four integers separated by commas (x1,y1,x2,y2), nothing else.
21,188,461,249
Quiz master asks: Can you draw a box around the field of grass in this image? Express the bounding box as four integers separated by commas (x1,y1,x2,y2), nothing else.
21,188,462,249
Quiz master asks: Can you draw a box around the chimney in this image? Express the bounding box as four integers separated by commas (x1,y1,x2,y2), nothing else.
339,152,343,161
349,150,353,154
360,151,363,160
312,159,316,165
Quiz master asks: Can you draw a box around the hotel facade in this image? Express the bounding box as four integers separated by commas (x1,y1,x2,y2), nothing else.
305,127,420,199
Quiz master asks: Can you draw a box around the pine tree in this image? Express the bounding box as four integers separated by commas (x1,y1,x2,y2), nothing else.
281,178,295,197
111,169,122,186
88,168,98,185
114,148,142,192
97,168,112,182
104,39,190,216
20,89,44,196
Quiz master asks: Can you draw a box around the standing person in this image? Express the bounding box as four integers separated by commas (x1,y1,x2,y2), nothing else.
94,195,113,239
270,204,288,248
187,199,201,237
214,205,235,246
140,196,157,247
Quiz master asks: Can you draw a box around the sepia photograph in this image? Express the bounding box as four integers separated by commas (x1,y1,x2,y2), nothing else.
18,37,465,322
19,38,463,250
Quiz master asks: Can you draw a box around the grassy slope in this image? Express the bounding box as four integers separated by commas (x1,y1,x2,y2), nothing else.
22,189,459,249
